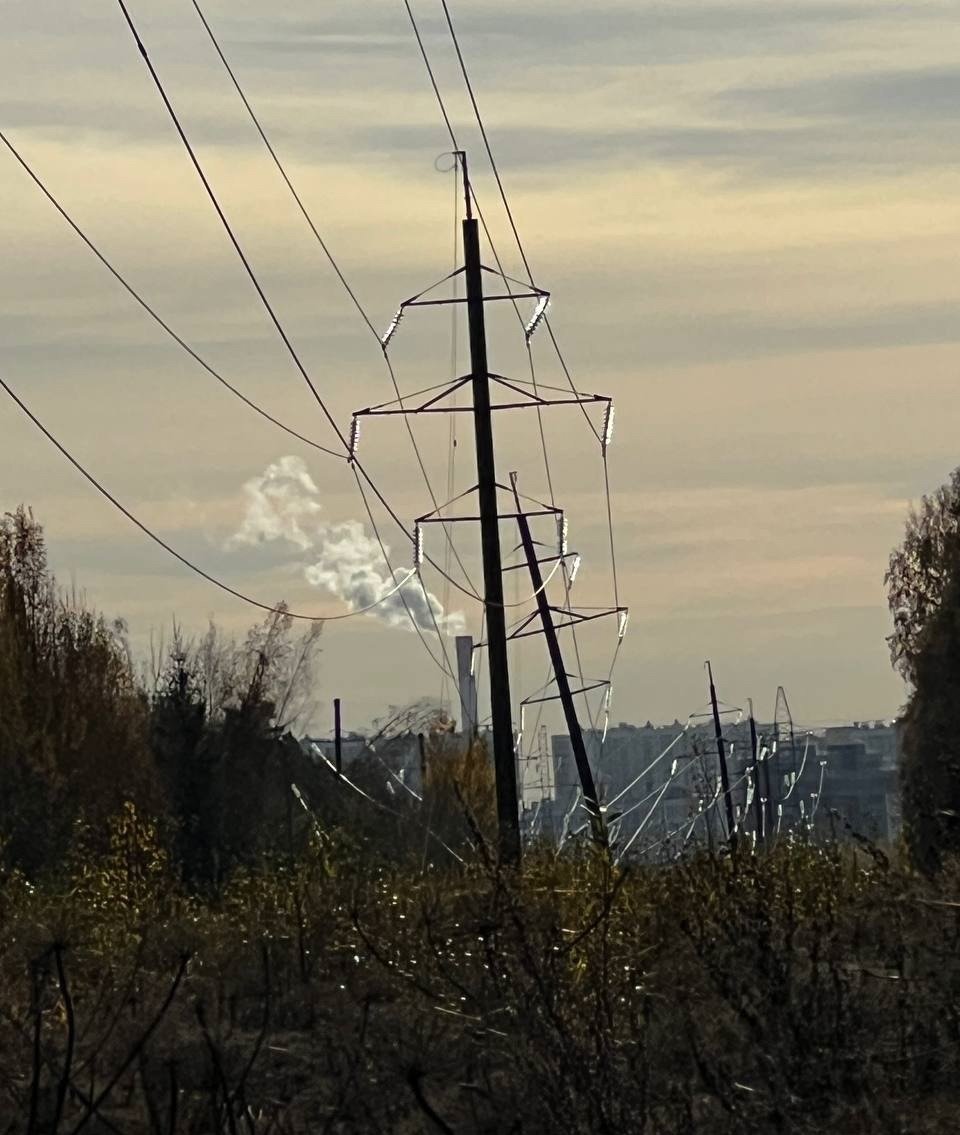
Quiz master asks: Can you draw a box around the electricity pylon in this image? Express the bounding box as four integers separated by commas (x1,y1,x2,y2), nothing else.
351,152,624,862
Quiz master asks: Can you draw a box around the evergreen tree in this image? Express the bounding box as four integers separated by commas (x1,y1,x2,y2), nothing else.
887,471,960,871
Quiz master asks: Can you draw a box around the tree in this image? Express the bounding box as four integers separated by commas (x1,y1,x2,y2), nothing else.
886,470,960,871
0,507,159,873
886,467,960,684
148,607,323,888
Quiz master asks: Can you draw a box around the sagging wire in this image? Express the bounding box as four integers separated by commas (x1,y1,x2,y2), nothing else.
614,759,689,864
309,743,464,864
630,768,753,863
367,740,424,804
439,163,462,711
0,129,345,463
351,466,459,686
435,0,602,438
402,0,624,757
808,760,828,825
0,370,428,625
604,722,692,811
780,733,813,801
184,0,485,610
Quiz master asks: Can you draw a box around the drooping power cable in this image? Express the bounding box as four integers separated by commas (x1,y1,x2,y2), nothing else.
0,371,420,624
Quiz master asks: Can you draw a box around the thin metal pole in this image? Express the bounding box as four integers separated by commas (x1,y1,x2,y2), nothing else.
334,697,342,775
512,474,605,845
706,660,737,851
462,158,520,864
748,699,764,847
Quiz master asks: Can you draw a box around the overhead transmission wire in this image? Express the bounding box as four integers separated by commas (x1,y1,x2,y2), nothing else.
112,0,463,682
308,743,464,864
402,0,609,754
0,371,421,624
436,4,623,759
439,165,462,711
0,131,344,462
619,767,753,864
190,0,573,686
0,8,459,679
0,135,458,681
435,0,624,742
423,1,626,750
188,0,481,610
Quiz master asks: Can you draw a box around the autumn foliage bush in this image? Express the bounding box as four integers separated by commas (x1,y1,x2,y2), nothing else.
3,506,960,1131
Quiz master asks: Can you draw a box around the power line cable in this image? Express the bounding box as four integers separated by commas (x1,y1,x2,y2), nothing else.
403,1,621,737
189,0,481,605
440,164,462,709
0,370,425,625
351,465,458,683
1,127,457,680
113,0,501,628
436,0,622,619
0,130,345,462
437,0,600,435
188,0,379,342
115,0,352,453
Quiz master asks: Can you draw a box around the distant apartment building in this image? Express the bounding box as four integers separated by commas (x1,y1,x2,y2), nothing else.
543,719,902,853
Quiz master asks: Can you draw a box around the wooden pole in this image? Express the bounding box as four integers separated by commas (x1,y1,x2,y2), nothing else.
334,697,342,775
706,661,737,852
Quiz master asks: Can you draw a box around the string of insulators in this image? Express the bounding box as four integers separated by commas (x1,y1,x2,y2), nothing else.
602,402,616,451
601,685,613,743
618,610,630,640
348,416,361,463
557,515,569,555
568,552,582,586
380,307,404,349
524,294,550,342
414,524,424,566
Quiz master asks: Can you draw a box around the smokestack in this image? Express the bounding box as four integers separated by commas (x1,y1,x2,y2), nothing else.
456,635,478,736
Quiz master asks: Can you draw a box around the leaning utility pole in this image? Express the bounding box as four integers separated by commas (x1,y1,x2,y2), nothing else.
706,660,737,850
512,473,604,844
462,160,520,864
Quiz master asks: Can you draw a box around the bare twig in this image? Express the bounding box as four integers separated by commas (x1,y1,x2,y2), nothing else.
68,953,190,1135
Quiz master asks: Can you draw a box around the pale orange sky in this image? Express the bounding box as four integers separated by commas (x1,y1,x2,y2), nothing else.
2,0,957,732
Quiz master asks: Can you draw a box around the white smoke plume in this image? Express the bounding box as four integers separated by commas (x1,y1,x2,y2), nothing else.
231,457,465,636
230,455,322,550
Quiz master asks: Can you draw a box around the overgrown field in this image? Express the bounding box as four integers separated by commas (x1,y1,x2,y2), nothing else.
3,815,960,1134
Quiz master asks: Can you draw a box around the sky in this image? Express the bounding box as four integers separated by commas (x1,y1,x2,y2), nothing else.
1,0,957,736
